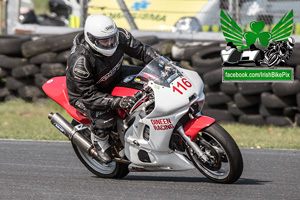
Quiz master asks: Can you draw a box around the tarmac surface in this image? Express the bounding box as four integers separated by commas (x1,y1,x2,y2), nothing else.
0,140,300,200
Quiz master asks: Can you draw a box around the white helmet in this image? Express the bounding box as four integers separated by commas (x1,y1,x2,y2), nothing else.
84,14,119,56
287,37,295,49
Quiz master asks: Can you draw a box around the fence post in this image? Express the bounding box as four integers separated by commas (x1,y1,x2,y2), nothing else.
0,0,2,34
117,0,138,30
80,0,88,27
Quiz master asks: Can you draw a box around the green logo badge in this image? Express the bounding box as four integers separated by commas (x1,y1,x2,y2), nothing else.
220,9,294,50
220,9,295,68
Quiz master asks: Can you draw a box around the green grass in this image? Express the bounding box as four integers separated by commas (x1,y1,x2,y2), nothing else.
0,1,5,34
0,99,69,141
32,0,50,15
1,99,300,149
222,123,300,150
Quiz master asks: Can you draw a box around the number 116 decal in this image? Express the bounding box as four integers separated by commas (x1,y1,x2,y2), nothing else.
172,78,192,95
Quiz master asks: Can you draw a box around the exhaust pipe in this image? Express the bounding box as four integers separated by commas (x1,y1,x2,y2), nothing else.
48,112,100,161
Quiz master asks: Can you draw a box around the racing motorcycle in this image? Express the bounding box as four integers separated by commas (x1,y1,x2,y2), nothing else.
261,38,295,67
43,56,243,184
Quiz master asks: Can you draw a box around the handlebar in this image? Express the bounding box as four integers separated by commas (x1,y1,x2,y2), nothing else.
129,85,154,115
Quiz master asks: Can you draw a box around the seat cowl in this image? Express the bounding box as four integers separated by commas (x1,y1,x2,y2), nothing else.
42,76,90,125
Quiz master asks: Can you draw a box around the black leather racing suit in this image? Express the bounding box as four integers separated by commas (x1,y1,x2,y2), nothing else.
66,29,161,137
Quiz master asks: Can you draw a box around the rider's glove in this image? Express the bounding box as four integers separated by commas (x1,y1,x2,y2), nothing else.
111,96,137,110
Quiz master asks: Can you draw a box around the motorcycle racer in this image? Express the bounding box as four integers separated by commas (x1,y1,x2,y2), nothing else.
66,14,161,164
261,37,295,67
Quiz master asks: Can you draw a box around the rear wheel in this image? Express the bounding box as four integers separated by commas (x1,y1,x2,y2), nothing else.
186,122,243,183
71,120,129,178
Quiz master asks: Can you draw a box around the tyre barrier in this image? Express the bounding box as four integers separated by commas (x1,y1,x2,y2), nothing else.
0,35,31,56
171,41,217,61
0,87,10,100
283,107,299,119
11,64,40,79
202,108,236,123
220,82,239,95
237,83,272,95
0,55,28,69
271,80,300,97
261,92,296,108
266,116,294,126
295,65,300,80
227,102,259,116
18,85,45,101
41,63,66,78
21,32,80,58
295,114,300,126
5,77,33,91
286,46,300,67
259,104,283,117
203,68,222,86
203,84,221,93
191,45,223,75
1,33,300,126
238,114,266,126
131,40,174,66
234,93,260,108
29,52,58,65
56,51,69,63
0,67,7,78
205,91,232,106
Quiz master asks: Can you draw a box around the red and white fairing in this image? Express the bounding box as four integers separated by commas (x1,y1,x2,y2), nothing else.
43,56,215,171
120,58,213,170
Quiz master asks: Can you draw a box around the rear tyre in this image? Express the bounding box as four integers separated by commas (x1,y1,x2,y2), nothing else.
186,122,243,183
71,120,129,178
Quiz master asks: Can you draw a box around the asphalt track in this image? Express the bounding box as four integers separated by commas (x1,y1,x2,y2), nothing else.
0,140,300,200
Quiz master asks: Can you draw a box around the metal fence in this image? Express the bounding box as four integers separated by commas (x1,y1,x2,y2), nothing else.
3,0,300,36
220,0,300,34
88,0,300,34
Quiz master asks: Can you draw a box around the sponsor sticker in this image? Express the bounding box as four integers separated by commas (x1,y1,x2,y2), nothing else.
150,118,174,131
53,123,66,135
105,25,114,31
46,79,53,84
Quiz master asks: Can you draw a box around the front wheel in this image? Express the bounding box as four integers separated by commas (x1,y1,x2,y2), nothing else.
71,120,129,178
186,122,243,184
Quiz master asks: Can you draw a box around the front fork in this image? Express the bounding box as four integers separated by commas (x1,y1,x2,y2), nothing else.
177,126,209,162
178,115,216,162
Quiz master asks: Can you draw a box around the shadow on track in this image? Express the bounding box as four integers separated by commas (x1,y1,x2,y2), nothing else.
109,175,270,185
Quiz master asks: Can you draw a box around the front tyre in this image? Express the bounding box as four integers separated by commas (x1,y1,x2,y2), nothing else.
71,120,129,178
187,122,243,184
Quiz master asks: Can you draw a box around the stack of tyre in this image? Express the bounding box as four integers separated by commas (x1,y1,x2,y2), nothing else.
0,32,80,102
172,40,300,127
1,32,300,127
0,32,174,103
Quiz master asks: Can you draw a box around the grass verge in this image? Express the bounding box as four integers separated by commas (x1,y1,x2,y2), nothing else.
1,99,300,149
32,0,50,15
222,123,300,150
0,99,69,141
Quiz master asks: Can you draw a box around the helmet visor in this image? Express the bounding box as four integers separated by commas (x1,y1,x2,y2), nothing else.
87,32,119,50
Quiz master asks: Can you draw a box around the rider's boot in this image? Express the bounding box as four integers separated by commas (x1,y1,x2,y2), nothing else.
92,133,112,164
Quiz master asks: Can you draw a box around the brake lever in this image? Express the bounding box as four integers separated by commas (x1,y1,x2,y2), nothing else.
129,93,148,115
134,91,143,99
129,85,152,115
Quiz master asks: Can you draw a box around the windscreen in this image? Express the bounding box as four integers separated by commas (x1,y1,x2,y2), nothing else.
134,56,182,87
